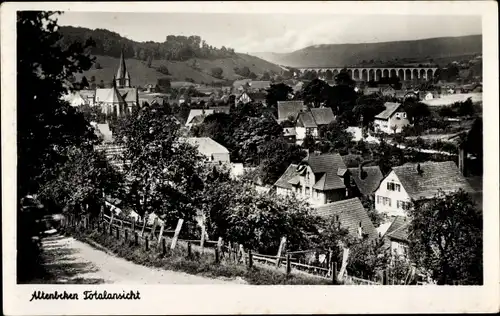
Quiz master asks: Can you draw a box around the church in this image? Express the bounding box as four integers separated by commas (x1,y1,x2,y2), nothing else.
94,49,139,117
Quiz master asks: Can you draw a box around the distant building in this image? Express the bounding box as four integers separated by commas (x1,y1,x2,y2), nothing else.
235,91,267,106
94,49,139,116
183,137,230,163
373,102,410,134
295,107,335,141
185,109,215,128
364,87,381,96
374,161,475,218
381,86,396,97
382,215,410,258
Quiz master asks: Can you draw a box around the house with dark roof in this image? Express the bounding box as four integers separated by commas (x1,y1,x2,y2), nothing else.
374,161,475,218
277,101,306,123
381,215,410,258
295,107,336,141
373,102,410,134
345,164,384,198
311,198,378,241
273,153,349,206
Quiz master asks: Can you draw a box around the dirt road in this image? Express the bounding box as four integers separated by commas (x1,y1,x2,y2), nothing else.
38,234,244,284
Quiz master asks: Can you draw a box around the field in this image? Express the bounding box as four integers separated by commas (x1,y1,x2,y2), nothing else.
75,54,283,87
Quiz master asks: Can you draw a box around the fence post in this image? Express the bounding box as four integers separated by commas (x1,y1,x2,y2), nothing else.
116,226,120,239
332,261,338,285
157,224,165,246
276,237,287,267
140,218,147,237
108,212,115,234
134,232,139,246
161,238,167,256
170,219,184,250
248,250,253,268
145,237,149,251
150,217,158,240
217,237,223,260
215,247,220,264
239,244,245,264
286,254,291,276
187,242,192,258
200,225,206,254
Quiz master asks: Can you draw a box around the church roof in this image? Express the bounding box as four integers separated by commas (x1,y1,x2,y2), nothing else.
103,86,127,105
116,49,130,81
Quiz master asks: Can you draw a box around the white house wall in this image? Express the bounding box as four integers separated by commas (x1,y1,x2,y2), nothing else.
375,171,412,218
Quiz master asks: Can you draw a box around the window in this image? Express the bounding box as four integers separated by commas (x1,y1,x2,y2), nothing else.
387,182,401,192
397,201,412,210
402,112,407,118
377,196,392,206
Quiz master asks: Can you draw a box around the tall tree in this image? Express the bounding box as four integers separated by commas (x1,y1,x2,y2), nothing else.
17,11,97,198
120,104,205,227
408,190,482,285
265,83,293,108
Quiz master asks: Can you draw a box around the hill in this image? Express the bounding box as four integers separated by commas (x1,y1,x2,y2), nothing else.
59,26,283,85
75,54,283,87
253,35,482,67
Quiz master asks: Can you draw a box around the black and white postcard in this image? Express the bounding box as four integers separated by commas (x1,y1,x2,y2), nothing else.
2,1,499,315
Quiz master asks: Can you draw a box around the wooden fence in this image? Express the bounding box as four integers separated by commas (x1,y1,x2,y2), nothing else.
64,212,388,285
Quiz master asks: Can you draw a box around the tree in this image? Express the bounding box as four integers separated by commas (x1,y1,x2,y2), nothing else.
147,55,153,68
261,71,271,81
17,11,97,198
158,65,170,75
90,75,96,82
408,189,482,285
211,67,223,79
299,78,330,107
248,72,258,80
265,83,292,108
120,104,205,228
257,138,306,185
80,76,89,89
403,100,430,125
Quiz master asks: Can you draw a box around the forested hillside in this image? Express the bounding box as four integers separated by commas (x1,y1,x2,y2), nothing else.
59,26,283,85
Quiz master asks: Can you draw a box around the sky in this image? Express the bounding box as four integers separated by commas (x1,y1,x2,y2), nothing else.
56,12,482,54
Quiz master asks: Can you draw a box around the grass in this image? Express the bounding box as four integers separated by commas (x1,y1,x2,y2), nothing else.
67,226,332,285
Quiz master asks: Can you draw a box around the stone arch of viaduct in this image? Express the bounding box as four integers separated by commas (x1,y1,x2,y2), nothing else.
297,67,438,81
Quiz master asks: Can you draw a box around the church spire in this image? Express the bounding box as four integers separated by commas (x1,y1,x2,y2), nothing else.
115,47,131,88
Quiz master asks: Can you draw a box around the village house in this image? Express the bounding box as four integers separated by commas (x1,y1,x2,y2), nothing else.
311,198,378,241
373,102,410,134
364,87,381,96
183,137,230,163
62,91,88,107
345,163,384,199
247,80,271,92
381,215,410,258
374,161,475,218
185,109,215,128
233,79,253,92
380,85,396,98
295,107,336,141
274,153,348,206
235,91,267,106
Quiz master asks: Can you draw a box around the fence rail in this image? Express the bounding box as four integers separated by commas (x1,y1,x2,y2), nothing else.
68,213,395,285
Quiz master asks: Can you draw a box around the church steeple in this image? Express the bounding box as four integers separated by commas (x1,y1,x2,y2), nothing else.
115,47,131,88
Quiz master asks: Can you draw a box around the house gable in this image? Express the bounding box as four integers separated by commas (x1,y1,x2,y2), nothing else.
374,170,412,218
